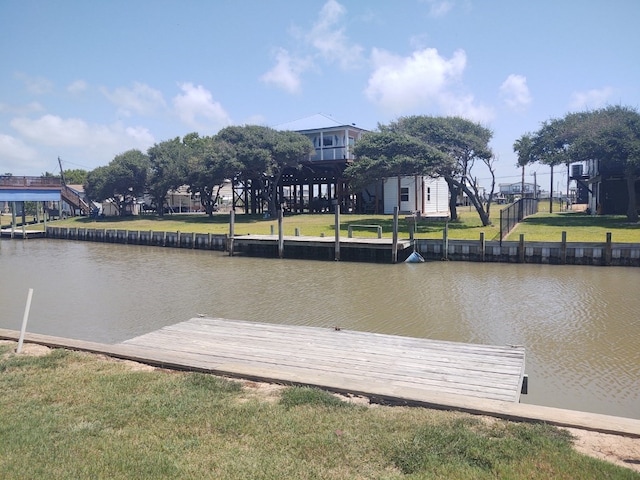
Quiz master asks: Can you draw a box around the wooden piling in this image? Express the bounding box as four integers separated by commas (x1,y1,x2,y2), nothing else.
392,206,399,264
278,209,284,258
334,202,340,261
229,210,235,256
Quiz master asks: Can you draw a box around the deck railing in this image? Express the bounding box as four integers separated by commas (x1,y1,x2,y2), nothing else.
0,176,62,188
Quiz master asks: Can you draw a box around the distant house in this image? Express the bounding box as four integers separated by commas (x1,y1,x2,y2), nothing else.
498,182,537,197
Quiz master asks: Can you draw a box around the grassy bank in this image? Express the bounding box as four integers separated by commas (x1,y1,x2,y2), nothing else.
1,344,637,479
44,207,640,243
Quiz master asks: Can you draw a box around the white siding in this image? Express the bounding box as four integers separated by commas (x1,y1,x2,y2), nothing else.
383,176,449,215
423,176,449,214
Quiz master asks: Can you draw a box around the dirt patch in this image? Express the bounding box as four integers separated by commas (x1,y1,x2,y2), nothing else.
565,427,640,473
236,379,286,403
0,340,51,357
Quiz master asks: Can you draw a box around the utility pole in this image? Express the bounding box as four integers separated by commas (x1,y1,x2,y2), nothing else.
57,156,66,186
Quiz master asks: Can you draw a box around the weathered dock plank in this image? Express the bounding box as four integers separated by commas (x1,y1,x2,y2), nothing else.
5,326,640,438
120,317,526,403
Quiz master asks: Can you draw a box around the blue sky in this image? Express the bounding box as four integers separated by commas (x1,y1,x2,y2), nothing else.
1,0,639,190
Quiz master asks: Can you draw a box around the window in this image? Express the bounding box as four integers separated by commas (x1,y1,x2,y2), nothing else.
323,136,333,147
400,187,409,202
427,187,431,202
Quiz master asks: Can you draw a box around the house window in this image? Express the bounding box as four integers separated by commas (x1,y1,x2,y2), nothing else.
427,187,431,202
400,187,409,202
323,136,334,147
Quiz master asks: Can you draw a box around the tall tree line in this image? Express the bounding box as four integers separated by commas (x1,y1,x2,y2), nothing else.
84,126,313,217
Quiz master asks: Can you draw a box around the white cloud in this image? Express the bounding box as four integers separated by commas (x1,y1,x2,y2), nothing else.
260,49,311,94
0,133,37,162
15,72,54,95
423,0,454,17
101,82,166,117
9,115,155,164
365,47,466,112
307,0,364,70
172,83,231,132
364,47,493,122
499,74,532,110
67,80,88,94
0,101,44,115
439,92,495,123
569,87,613,109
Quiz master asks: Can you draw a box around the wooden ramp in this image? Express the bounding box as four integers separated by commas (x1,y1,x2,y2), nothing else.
120,317,526,403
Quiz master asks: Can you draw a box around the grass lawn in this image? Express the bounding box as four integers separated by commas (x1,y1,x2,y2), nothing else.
507,212,640,243
15,204,640,243
1,344,636,480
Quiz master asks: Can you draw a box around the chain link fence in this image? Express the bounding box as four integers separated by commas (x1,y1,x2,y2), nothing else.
499,198,538,243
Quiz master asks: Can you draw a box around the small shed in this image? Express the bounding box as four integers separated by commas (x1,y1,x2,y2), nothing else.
381,175,449,215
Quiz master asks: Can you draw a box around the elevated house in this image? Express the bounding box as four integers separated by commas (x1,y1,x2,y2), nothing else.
256,113,369,214
579,160,640,215
268,114,450,216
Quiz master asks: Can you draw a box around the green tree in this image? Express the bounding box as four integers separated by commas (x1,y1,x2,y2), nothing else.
84,150,150,216
147,136,190,216
527,106,640,221
63,169,88,185
513,133,534,197
574,106,640,221
348,116,495,225
187,134,241,217
347,130,448,190
217,125,313,216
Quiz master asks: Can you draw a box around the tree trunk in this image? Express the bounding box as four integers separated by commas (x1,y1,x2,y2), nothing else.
268,172,283,218
444,176,458,221
460,182,490,226
625,167,638,222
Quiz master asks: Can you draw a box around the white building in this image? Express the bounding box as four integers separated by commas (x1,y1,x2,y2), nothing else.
379,175,449,215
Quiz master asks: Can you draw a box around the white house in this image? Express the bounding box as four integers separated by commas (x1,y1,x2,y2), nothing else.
381,175,449,215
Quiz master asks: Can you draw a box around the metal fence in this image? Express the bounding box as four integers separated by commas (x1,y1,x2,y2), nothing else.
499,198,538,242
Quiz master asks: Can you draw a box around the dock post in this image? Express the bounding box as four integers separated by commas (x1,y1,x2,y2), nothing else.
11,202,16,238
442,221,449,260
480,232,485,262
605,232,612,266
334,201,340,261
519,234,525,263
392,207,399,264
229,210,235,256
278,209,284,258
16,288,34,354
560,231,567,264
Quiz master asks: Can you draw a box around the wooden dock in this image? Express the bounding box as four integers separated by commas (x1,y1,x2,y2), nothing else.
0,227,46,238
120,317,526,403
6,321,640,438
232,234,415,262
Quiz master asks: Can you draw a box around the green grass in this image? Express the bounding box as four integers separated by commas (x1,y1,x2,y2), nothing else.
1,345,637,479
507,212,640,242
20,204,640,244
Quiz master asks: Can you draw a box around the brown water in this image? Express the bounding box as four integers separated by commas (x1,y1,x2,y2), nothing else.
1,239,639,419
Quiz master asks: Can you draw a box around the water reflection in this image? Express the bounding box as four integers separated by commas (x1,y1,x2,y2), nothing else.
1,238,638,419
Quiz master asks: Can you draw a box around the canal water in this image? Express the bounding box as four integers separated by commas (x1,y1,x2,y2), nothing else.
1,239,638,419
